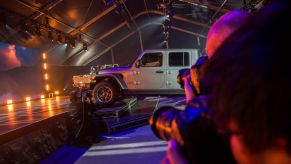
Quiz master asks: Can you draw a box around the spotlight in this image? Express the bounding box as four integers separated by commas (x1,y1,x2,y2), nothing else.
44,73,48,80
114,0,125,15
48,28,54,43
57,33,63,44
163,19,171,27
164,33,169,40
167,7,174,18
25,97,31,101
26,101,31,107
35,23,41,36
83,42,88,51
22,23,29,33
46,84,50,91
64,35,70,45
43,63,47,70
6,99,13,105
157,2,167,9
42,53,46,59
102,0,114,6
69,37,76,48
8,104,13,111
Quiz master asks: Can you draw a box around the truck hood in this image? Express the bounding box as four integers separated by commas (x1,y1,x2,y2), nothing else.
98,67,131,74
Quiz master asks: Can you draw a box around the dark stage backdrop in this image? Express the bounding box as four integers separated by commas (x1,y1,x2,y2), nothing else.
0,42,42,104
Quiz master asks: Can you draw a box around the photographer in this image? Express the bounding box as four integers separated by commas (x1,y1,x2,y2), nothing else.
163,1,291,163
184,10,250,104
158,10,251,164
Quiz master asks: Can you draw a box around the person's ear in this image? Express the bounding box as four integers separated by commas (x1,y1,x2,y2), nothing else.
230,135,252,164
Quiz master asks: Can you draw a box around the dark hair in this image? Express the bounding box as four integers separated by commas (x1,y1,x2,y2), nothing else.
201,1,291,154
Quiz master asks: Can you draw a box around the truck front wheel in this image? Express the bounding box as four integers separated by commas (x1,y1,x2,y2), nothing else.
92,81,117,106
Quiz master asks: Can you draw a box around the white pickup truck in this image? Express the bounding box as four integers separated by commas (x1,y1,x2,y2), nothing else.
72,49,200,106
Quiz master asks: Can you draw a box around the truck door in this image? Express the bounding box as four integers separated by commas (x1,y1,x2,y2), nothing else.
165,51,191,89
132,52,165,90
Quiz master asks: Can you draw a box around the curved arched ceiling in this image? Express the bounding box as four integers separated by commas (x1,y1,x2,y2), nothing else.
0,0,257,66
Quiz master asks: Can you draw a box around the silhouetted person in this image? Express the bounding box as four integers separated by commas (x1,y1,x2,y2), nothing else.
163,1,291,163
184,10,251,103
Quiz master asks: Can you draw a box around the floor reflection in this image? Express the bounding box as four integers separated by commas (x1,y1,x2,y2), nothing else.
0,96,70,134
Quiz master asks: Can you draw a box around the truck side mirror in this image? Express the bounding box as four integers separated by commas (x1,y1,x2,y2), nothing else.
135,60,141,68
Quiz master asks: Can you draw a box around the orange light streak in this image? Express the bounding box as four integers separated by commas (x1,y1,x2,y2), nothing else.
7,99,13,105
46,84,50,91
43,63,47,70
8,104,13,111
55,91,59,95
44,74,48,80
25,97,31,101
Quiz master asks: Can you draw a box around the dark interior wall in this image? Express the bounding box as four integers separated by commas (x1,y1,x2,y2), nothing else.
0,66,42,104
0,64,91,104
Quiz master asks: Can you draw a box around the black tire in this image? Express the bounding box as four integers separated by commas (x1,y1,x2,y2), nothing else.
92,81,117,106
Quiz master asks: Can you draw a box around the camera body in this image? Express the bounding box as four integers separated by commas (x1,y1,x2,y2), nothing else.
176,68,191,89
176,56,209,95
150,98,235,164
151,55,235,163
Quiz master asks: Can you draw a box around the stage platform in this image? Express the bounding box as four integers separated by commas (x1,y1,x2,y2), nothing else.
0,95,186,163
0,97,70,135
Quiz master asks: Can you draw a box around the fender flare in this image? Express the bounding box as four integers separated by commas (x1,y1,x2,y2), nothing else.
94,74,127,90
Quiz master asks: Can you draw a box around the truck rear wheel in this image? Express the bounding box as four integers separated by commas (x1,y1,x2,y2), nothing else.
92,81,117,106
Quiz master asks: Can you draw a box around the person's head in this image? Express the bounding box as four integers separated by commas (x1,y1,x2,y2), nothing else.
202,1,291,163
205,10,250,58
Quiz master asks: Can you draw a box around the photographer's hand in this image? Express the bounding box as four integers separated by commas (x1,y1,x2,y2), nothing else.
161,140,187,164
184,75,195,104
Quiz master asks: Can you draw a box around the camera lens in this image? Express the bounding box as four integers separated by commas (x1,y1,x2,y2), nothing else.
150,105,236,163
177,68,190,88
150,106,181,141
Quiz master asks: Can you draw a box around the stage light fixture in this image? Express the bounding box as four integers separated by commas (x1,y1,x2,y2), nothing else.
41,95,45,99
83,42,88,51
6,99,13,105
54,91,59,95
25,97,31,101
21,23,29,33
43,63,47,70
64,35,70,44
8,104,13,111
57,33,63,44
102,0,114,6
35,23,41,36
157,2,167,9
69,37,76,48
46,84,50,91
42,53,46,59
26,101,31,107
44,74,48,80
48,28,54,43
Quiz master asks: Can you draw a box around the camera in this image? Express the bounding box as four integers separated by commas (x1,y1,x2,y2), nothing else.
149,98,235,163
176,68,191,89
177,56,209,95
